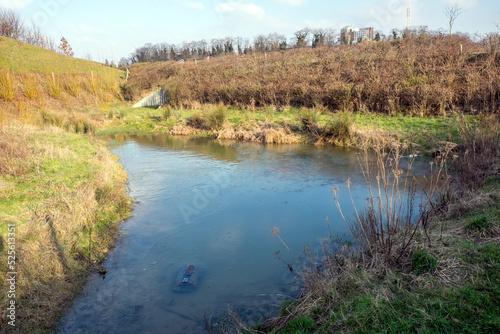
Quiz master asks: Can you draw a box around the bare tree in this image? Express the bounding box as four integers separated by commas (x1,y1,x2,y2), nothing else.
253,34,268,53
0,7,25,40
312,28,326,48
324,27,337,46
294,27,310,48
444,3,464,35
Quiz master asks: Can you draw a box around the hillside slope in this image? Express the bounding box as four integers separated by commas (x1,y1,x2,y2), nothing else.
122,33,500,116
0,37,126,122
0,36,119,75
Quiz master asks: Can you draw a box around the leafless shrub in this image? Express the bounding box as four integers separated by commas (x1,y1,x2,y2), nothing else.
0,7,24,40
148,33,499,115
333,140,452,267
453,115,500,190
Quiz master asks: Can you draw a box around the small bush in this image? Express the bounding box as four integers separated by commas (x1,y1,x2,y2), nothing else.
412,249,438,275
300,110,321,138
120,83,138,101
0,133,31,177
453,115,500,190
205,107,226,130
162,107,172,120
323,112,352,145
187,112,208,129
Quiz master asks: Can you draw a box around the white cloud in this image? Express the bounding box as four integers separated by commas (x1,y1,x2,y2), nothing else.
188,2,205,10
0,0,33,9
215,2,266,20
274,0,305,6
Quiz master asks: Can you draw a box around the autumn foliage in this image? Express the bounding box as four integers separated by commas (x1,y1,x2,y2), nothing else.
58,37,74,57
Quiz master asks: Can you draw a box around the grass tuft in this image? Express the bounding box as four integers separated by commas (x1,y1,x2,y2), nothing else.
412,248,439,275
0,71,15,101
46,72,62,99
20,73,39,99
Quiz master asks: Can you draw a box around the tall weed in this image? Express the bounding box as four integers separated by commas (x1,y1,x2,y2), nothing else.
64,74,81,97
453,115,500,190
0,71,15,101
46,72,61,99
333,140,451,266
20,73,39,99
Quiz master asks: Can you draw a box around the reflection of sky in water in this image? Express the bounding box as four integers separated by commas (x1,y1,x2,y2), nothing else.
58,134,431,333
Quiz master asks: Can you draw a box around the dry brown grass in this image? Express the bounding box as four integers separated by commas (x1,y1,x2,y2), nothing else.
0,70,123,125
216,122,300,144
19,73,39,99
0,125,131,333
0,126,32,176
133,33,500,116
0,71,15,101
63,73,81,97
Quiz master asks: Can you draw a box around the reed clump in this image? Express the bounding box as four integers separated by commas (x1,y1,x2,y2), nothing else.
46,72,61,99
187,106,227,130
20,73,40,99
0,71,15,101
63,73,81,97
40,110,97,134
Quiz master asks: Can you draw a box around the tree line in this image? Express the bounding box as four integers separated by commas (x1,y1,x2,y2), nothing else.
0,7,56,51
121,27,341,66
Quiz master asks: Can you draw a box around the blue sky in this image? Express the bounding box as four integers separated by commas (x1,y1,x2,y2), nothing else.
1,0,499,63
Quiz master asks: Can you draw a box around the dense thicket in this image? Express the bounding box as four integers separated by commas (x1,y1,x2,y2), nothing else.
140,32,499,115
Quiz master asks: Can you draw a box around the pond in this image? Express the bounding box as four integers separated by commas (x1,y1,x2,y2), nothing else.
57,134,426,333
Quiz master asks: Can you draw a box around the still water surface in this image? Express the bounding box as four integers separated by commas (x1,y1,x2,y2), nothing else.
57,134,425,333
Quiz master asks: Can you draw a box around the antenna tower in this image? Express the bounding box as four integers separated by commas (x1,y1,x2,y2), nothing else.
406,0,411,29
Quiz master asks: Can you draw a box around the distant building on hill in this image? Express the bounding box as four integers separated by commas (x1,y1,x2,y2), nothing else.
340,26,374,44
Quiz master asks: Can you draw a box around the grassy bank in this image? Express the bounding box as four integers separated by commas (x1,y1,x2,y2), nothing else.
0,36,125,124
258,178,500,333
100,105,466,153
204,115,499,333
0,125,131,333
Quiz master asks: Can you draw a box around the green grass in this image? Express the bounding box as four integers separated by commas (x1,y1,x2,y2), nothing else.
351,112,463,151
273,178,500,334
0,36,123,77
412,249,439,275
98,106,467,153
0,125,131,333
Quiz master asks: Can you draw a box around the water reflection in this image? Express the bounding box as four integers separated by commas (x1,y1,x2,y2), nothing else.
58,134,429,333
